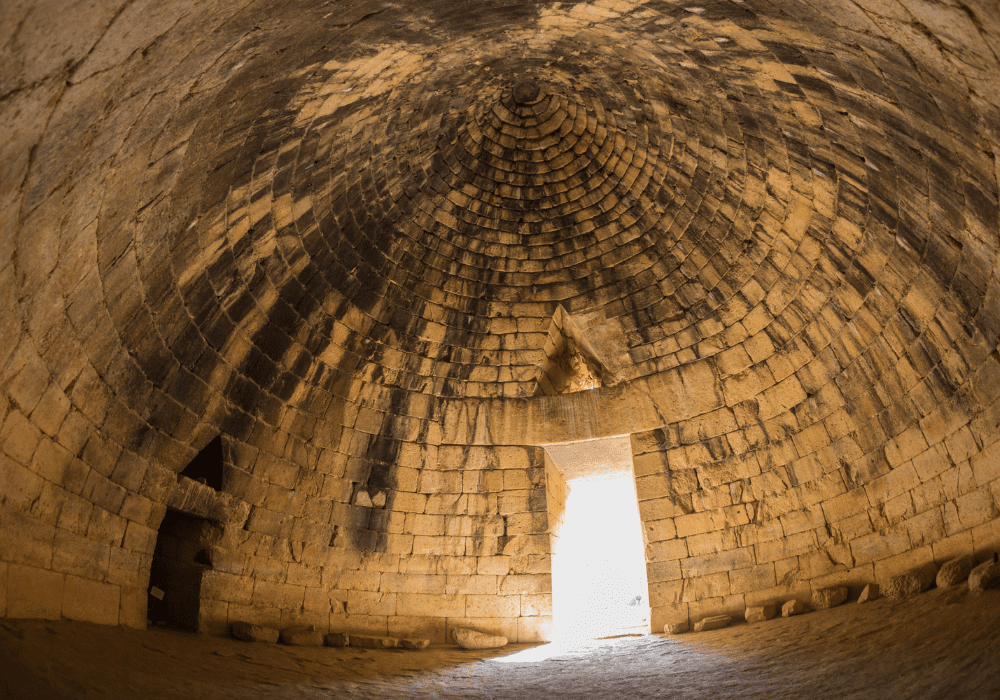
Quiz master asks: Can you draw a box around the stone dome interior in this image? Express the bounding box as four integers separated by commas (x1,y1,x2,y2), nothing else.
2,0,1000,649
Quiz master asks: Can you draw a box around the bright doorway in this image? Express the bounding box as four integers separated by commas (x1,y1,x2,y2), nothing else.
543,435,650,641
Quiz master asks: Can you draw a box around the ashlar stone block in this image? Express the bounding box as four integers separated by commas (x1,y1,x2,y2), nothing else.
397,592,465,618
350,634,398,649
811,586,848,610
936,555,974,588
883,565,935,599
119,586,146,628
7,564,64,620
465,594,518,618
347,590,396,617
452,626,507,649
693,614,731,632
744,604,778,623
969,557,1000,591
280,626,324,646
781,599,807,617
62,575,120,625
232,621,280,643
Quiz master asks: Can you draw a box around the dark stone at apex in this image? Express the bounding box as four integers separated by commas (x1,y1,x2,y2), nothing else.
512,80,541,104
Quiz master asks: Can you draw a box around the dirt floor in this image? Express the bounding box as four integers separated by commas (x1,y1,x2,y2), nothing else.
2,584,999,700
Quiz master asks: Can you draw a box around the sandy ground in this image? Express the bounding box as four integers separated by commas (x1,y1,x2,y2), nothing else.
2,584,999,700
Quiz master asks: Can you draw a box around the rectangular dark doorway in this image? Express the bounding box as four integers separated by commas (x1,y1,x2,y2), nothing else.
147,510,217,631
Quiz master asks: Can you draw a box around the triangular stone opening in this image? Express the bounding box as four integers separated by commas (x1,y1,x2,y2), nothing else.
534,307,611,396
179,435,225,491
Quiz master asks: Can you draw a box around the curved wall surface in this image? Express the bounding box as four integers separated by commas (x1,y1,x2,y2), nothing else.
1,0,999,640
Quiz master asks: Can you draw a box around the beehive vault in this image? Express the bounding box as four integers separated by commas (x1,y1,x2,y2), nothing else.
1,0,1000,642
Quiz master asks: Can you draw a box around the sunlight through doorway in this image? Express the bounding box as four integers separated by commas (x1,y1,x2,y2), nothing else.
543,435,650,642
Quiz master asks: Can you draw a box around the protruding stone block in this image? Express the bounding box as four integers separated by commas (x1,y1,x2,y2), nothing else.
883,573,921,599
812,586,848,610
782,599,807,617
280,626,323,646
693,615,731,632
663,620,689,634
452,627,507,649
744,604,777,623
857,583,879,603
350,635,399,649
936,556,974,588
968,558,1000,592
232,621,279,643
324,632,349,647
884,565,935,599
400,638,430,650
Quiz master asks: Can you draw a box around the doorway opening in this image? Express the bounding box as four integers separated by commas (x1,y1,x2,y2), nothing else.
543,435,650,641
147,509,217,630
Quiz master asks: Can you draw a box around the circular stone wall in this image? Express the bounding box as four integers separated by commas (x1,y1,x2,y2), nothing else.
1,0,999,639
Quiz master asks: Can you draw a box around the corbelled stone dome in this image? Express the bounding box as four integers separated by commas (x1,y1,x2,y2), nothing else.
2,0,1000,662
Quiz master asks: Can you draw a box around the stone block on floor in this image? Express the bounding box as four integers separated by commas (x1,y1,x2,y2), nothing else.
812,586,848,610
693,615,731,632
280,626,323,646
969,558,1000,592
324,632,349,647
232,621,279,643
745,604,778,623
857,583,879,603
350,635,399,649
400,638,430,650
936,556,974,588
782,599,807,617
884,565,936,599
452,627,507,649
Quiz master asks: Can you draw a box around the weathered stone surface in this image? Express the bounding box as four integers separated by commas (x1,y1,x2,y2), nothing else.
884,566,936,600
350,635,399,649
782,600,807,617
968,559,1000,592
452,627,508,649
664,620,689,634
937,556,974,588
324,632,349,647
812,587,848,610
693,615,731,632
744,604,778,623
512,80,541,105
231,622,279,644
280,626,324,646
857,584,879,603
883,574,923,600
4,0,1000,647
399,638,431,650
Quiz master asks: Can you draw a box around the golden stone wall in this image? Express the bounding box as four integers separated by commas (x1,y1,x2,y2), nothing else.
2,0,1000,637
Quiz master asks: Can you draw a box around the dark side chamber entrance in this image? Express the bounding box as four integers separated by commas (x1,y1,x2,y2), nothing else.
147,510,217,631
